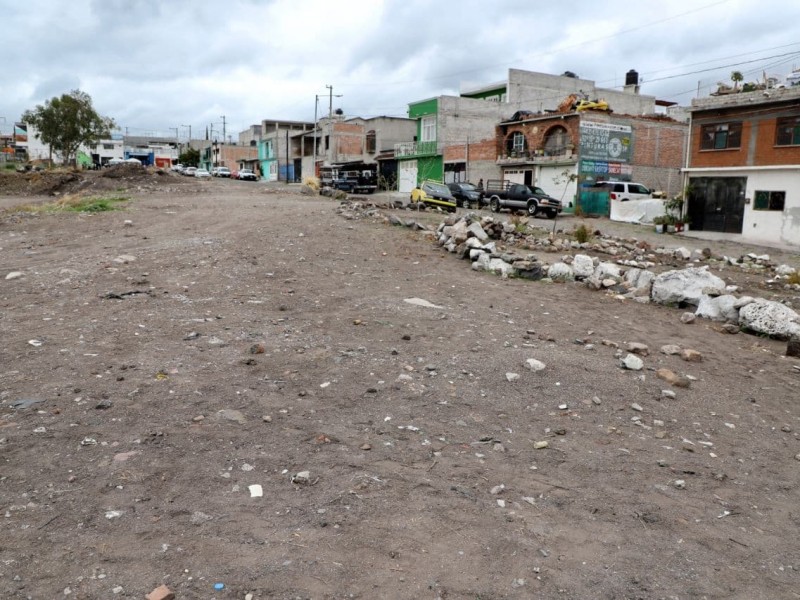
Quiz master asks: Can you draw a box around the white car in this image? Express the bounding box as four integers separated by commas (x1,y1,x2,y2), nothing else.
596,181,652,202
214,167,231,178
194,169,211,178
183,167,197,177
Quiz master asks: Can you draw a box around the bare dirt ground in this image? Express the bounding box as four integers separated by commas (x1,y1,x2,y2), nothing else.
1,171,799,599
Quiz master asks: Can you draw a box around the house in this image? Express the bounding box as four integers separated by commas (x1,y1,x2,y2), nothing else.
199,141,258,174
300,115,416,187
257,120,314,182
123,135,179,167
397,68,683,195
496,110,687,212
684,86,800,246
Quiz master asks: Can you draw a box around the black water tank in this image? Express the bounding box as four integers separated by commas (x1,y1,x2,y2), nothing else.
625,69,639,86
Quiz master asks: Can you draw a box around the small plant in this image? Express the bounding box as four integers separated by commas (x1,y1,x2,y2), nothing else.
787,272,800,286
56,195,129,212
573,223,592,244
303,176,320,191
573,203,585,218
509,213,529,233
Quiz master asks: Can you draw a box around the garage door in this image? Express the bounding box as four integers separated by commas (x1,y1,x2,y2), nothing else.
398,160,418,193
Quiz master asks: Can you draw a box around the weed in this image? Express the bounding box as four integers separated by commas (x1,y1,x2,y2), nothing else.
509,213,529,233
573,204,585,218
573,223,592,244
786,272,800,285
56,195,129,213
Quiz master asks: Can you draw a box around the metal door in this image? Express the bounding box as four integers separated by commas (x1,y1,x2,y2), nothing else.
398,160,418,193
688,177,746,233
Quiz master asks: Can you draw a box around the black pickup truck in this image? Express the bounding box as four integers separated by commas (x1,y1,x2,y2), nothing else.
484,180,562,218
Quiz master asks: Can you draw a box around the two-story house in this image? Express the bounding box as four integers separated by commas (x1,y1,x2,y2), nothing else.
684,86,800,246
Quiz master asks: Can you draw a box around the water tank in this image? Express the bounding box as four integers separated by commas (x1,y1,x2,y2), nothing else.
625,70,639,86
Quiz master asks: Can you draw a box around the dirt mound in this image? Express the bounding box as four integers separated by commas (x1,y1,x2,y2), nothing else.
100,163,153,180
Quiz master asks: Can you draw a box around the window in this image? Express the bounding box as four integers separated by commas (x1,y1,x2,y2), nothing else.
629,184,650,195
776,117,800,146
420,116,436,142
103,143,114,150
512,132,526,153
366,130,376,154
700,123,742,150
753,190,785,211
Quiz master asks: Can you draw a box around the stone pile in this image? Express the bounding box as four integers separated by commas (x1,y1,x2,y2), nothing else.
432,214,800,341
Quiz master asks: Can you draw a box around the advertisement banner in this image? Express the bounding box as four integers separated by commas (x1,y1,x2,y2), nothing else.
579,121,633,163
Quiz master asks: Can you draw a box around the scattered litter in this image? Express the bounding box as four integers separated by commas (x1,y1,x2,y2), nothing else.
249,484,263,498
9,398,45,409
533,441,549,449
28,339,43,347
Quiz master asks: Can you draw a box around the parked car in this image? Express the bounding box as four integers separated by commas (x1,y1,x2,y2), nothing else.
183,167,197,177
447,182,483,208
171,163,185,173
212,166,231,178
596,181,653,201
484,180,562,218
410,180,457,212
236,169,258,181
194,169,211,178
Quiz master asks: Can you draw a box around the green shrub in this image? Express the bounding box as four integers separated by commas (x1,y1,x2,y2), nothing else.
573,224,592,244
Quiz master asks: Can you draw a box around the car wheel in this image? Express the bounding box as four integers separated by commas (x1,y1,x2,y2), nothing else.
490,198,500,213
546,210,557,219
527,201,539,217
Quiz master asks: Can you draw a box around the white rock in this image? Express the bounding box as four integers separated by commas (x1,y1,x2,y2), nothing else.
5,271,23,280
547,262,575,282
292,471,311,484
775,264,797,276
466,222,489,242
739,300,800,338
593,262,622,280
695,294,740,322
248,484,263,498
572,254,595,279
526,358,546,372
651,267,726,306
506,372,520,382
622,354,644,370
674,247,692,260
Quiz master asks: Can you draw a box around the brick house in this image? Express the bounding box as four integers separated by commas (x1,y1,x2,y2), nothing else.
684,86,800,246
496,111,687,211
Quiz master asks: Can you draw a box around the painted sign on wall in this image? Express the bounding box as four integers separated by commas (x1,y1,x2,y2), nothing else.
579,121,633,163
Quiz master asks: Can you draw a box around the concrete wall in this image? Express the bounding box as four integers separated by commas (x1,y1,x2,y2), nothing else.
507,69,658,117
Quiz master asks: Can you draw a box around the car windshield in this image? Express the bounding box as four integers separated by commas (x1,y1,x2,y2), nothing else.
425,182,450,195
459,183,477,191
532,187,546,195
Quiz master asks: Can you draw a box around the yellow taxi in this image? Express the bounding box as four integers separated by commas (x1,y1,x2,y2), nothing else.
410,180,457,212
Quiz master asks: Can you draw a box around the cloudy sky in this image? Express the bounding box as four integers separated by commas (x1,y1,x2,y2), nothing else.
2,0,799,140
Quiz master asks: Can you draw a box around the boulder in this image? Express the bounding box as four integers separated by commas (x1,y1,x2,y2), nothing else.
466,222,489,242
739,300,800,339
572,254,595,279
695,294,740,322
547,262,575,282
651,267,726,306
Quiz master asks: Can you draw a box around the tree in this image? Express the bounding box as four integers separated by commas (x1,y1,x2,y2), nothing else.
731,71,744,91
22,90,115,166
178,147,200,167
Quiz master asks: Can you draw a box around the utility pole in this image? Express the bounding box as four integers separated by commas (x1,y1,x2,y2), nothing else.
220,115,226,145
313,95,320,177
182,124,192,144
324,84,342,165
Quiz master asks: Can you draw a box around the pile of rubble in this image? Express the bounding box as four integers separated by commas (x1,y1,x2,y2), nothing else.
432,213,800,341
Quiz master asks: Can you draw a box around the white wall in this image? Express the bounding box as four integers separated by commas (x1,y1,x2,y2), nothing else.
739,168,800,246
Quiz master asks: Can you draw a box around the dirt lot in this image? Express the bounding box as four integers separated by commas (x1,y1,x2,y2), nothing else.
1,171,799,599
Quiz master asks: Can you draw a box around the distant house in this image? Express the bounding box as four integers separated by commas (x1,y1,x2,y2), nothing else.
684,86,800,246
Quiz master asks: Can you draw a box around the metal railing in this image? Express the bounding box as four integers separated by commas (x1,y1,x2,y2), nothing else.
394,140,439,158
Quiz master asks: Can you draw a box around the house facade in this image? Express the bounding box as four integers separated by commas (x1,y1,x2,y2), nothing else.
397,68,681,195
496,111,687,211
258,120,313,182
684,86,800,246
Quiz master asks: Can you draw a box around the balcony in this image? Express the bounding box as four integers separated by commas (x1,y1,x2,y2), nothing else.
395,140,439,158
496,146,576,166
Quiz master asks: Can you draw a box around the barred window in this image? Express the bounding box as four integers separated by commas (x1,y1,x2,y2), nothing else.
700,122,742,150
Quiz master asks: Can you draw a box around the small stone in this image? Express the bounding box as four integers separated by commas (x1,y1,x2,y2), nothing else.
622,354,644,370
190,510,214,524
533,441,549,449
192,415,205,422
681,349,703,362
673,479,686,489
660,344,682,355
722,323,740,334
105,510,123,519
401,334,411,341
526,359,546,372
353,319,362,325
249,343,265,354
631,403,643,412
292,471,311,484
145,585,175,600
506,372,520,382
657,368,690,388
218,409,246,424
262,415,272,423
490,484,505,495
592,396,602,405
360,443,372,451
5,271,23,280
661,389,677,399
680,312,696,324
626,342,649,356
795,453,800,461
95,400,113,409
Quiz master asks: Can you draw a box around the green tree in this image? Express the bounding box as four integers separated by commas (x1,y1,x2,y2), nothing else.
178,147,200,167
22,90,115,166
731,71,744,91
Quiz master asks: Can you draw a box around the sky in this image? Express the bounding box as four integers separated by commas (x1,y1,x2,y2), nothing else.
2,0,799,141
